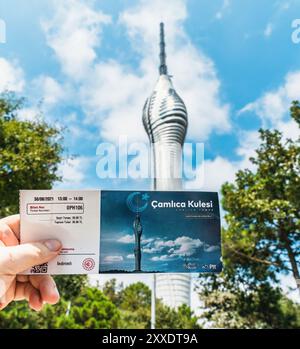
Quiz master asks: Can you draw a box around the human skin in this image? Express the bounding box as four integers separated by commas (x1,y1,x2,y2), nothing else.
0,214,62,311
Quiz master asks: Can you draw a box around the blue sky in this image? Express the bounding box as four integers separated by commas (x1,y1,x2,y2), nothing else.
0,0,299,302
0,0,299,191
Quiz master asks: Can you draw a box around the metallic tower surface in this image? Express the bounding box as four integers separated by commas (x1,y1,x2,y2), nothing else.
143,23,191,311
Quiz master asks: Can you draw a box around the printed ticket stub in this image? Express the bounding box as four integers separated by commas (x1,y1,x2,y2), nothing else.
20,190,222,275
20,190,100,275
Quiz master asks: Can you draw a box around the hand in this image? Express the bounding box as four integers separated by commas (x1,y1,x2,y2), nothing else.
0,214,62,311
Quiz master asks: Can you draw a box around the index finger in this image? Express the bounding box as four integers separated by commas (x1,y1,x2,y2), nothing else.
1,214,20,240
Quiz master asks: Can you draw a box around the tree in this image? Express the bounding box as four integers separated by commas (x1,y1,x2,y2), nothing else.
0,301,42,329
156,302,200,329
222,101,300,290
54,275,88,301
0,287,121,329
118,282,151,329
197,101,300,328
53,287,121,329
102,278,123,306
103,279,200,329
197,274,300,328
0,93,88,324
0,92,63,216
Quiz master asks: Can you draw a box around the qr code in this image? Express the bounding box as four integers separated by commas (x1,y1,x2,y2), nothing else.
30,263,48,274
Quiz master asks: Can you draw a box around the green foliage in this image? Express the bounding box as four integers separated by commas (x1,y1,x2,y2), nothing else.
156,302,200,329
0,281,200,329
0,93,63,216
103,279,200,329
198,275,300,328
0,287,120,329
221,101,300,283
197,101,300,328
57,287,120,329
0,301,41,329
118,282,151,329
102,278,123,306
119,282,151,311
54,275,88,300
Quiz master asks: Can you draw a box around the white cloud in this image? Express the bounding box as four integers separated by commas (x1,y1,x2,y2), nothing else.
144,235,205,259
116,0,231,142
235,130,260,164
126,254,135,259
0,58,24,93
41,0,111,79
204,244,220,253
143,237,154,244
57,157,92,185
151,254,174,262
156,239,176,248
185,129,259,191
185,156,238,191
170,236,203,257
43,0,231,143
150,235,218,260
103,255,124,263
143,238,177,254
80,60,148,141
17,107,40,122
194,69,300,195
239,70,300,136
277,119,300,140
264,23,273,37
32,75,66,106
118,234,135,244
202,156,238,191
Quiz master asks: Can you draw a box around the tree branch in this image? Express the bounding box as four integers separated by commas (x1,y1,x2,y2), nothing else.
223,242,293,272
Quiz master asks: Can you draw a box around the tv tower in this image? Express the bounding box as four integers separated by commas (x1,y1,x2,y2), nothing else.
143,23,188,189
133,213,142,272
142,23,191,327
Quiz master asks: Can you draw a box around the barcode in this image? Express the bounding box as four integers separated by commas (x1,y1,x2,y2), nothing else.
30,263,48,274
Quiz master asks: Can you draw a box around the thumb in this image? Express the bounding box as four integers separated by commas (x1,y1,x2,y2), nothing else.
0,240,62,275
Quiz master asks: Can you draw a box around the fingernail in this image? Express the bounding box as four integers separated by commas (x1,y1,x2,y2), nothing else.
44,240,61,252
53,284,60,298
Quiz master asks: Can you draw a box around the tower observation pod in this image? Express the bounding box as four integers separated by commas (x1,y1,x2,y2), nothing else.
142,23,191,311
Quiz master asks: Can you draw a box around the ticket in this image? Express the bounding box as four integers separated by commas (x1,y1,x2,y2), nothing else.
20,190,222,275
100,190,222,274
20,190,100,274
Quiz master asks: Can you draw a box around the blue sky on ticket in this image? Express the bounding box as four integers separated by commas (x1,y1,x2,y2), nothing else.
0,0,300,192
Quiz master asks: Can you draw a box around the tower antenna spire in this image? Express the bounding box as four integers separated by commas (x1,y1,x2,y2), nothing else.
159,22,168,75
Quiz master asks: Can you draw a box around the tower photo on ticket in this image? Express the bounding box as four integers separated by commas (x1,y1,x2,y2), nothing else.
99,190,222,273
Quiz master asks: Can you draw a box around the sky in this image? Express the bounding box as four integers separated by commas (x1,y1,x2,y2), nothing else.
100,191,221,273
0,0,299,305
